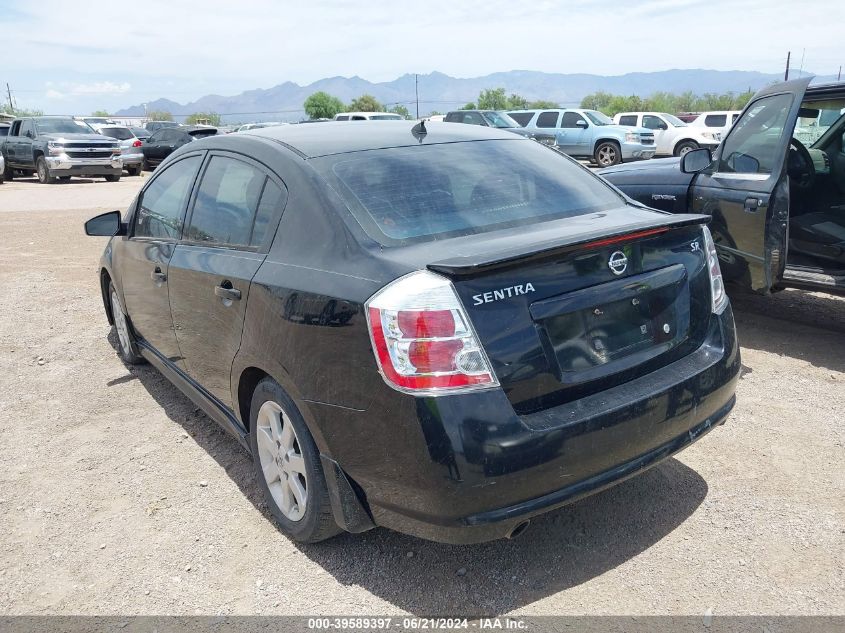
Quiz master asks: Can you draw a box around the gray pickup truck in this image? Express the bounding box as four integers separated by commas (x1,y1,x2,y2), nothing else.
2,116,122,183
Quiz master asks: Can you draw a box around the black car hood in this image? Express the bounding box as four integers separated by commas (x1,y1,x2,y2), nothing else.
599,157,693,187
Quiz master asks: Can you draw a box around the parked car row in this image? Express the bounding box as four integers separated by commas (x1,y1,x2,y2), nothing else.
1,116,122,183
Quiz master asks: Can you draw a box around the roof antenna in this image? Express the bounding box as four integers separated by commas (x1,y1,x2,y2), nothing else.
411,119,427,142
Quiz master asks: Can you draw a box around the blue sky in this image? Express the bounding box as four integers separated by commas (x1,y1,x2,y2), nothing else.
2,0,843,115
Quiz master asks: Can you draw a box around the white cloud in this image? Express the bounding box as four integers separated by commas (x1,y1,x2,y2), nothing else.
43,81,131,100
4,0,844,110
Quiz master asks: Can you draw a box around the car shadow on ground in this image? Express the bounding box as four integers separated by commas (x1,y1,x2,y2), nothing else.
729,287,845,374
107,331,709,615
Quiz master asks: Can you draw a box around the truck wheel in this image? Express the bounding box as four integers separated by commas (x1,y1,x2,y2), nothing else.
594,141,621,167
2,162,11,181
127,165,142,177
142,159,152,172
105,174,121,182
36,156,56,184
674,140,699,157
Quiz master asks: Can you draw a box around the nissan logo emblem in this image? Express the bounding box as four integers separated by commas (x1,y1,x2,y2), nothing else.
608,250,628,275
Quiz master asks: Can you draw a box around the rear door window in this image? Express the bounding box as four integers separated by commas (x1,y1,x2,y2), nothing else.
617,115,638,126
134,155,202,239
705,114,728,127
507,112,534,127
536,111,560,128
186,156,286,249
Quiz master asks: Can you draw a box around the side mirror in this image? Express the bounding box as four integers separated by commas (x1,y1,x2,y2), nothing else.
85,210,126,236
576,119,588,128
25,130,34,139
658,123,668,130
681,148,712,173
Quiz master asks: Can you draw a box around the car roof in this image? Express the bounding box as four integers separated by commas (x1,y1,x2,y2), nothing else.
243,120,523,158
805,82,845,98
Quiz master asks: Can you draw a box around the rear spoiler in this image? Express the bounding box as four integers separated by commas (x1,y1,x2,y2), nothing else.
428,213,710,277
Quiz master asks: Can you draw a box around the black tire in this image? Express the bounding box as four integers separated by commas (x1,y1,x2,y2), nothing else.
594,141,621,167
58,176,71,181
108,282,145,365
2,161,11,181
674,140,699,157
105,174,121,182
36,156,55,184
142,159,153,172
249,378,341,543
127,165,142,177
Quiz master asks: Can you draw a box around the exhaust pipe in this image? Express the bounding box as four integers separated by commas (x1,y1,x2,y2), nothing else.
507,520,530,539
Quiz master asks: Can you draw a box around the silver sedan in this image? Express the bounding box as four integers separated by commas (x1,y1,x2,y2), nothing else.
97,126,144,176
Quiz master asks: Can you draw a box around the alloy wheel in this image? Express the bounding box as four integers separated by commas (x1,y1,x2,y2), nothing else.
256,400,308,521
111,290,131,355
598,145,617,166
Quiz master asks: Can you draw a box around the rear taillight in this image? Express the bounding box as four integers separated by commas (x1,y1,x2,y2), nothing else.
702,226,728,314
132,139,143,147
366,270,499,395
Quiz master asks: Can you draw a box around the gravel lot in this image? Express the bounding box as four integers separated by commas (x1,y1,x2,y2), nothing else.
0,176,843,617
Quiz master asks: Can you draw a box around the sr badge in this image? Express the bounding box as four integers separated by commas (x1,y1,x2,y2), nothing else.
608,250,628,275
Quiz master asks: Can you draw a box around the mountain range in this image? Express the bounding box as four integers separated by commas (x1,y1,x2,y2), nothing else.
115,69,835,123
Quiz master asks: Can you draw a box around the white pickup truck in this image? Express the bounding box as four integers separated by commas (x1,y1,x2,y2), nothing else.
613,112,722,157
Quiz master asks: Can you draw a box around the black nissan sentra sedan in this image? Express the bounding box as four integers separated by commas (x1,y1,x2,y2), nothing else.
85,121,740,544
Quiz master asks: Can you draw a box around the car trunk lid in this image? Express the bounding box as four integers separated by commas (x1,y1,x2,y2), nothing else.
426,208,713,414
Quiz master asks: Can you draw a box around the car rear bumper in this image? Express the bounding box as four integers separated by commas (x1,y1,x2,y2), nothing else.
313,304,740,544
120,151,143,166
620,141,656,161
46,155,122,176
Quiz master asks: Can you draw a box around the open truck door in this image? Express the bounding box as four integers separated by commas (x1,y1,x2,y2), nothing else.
688,77,811,292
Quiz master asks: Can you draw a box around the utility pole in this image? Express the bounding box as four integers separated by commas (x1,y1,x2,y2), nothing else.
415,74,419,119
784,51,791,81
6,83,13,113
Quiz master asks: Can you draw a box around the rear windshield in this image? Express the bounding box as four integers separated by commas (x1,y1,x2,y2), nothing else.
313,139,625,245
100,127,134,140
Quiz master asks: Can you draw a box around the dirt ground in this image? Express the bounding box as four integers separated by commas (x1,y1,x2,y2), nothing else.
0,176,843,617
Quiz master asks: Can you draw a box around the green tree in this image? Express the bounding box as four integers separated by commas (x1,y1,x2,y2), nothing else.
580,91,615,112
460,102,477,110
2,106,43,117
527,100,559,109
348,94,382,112
185,112,222,126
91,109,110,117
304,91,345,119
388,104,410,119
507,93,528,109
477,88,509,110
147,110,173,121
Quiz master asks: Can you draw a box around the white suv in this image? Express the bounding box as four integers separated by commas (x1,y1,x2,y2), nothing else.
687,110,741,141
613,112,722,157
333,112,404,121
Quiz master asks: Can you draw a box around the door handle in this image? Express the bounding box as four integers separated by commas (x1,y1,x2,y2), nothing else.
744,197,761,213
214,284,241,301
151,267,167,283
